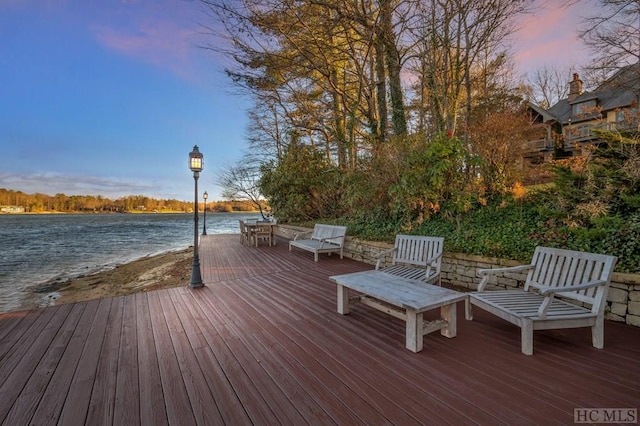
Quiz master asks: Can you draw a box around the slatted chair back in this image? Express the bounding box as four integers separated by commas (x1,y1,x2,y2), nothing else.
311,224,347,247
374,235,445,285
392,235,444,270
254,223,273,246
238,220,249,245
525,247,617,313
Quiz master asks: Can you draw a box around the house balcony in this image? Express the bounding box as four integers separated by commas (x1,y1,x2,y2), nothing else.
563,121,638,149
521,138,554,160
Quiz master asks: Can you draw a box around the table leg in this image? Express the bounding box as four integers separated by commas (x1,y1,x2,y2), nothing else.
406,310,423,352
440,302,457,338
337,285,349,315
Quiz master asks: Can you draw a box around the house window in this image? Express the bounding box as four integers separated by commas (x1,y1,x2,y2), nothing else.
616,108,639,123
573,100,597,116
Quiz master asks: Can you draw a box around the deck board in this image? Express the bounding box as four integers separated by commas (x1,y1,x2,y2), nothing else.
1,233,639,425
85,296,123,425
114,294,140,425
134,292,168,426
192,289,282,425
171,288,254,425
3,302,88,426
0,310,39,362
147,290,197,426
56,297,113,425
23,300,100,425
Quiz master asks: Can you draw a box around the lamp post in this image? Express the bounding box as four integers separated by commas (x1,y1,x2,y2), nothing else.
202,191,208,235
188,145,204,288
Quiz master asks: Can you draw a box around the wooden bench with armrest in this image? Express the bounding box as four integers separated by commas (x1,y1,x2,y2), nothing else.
465,246,617,355
375,235,444,285
289,224,347,262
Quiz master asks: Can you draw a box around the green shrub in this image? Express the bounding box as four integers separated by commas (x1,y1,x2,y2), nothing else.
273,127,640,272
259,143,344,222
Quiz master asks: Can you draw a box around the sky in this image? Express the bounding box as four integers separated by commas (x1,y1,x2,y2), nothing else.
0,0,601,202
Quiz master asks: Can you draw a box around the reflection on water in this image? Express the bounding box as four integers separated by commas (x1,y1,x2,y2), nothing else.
0,212,262,313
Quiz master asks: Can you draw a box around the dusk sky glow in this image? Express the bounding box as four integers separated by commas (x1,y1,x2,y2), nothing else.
0,0,600,201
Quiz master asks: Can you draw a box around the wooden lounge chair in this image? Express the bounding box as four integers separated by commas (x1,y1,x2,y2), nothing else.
375,235,444,285
289,224,347,262
465,246,617,355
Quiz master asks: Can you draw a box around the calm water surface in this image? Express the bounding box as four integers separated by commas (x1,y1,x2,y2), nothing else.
0,212,261,313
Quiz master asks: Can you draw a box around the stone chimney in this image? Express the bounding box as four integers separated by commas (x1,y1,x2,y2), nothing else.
568,73,583,101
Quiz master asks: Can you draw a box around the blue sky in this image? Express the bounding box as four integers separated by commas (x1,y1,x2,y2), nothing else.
0,0,597,201
0,0,248,201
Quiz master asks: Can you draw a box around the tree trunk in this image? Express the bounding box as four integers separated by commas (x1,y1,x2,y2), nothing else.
380,0,407,135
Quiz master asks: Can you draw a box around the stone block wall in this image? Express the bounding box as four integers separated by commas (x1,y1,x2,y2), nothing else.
275,225,640,327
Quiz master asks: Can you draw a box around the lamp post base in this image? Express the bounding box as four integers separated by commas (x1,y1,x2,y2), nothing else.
203,205,207,235
190,255,204,288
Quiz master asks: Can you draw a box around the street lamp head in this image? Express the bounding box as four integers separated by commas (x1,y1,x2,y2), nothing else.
203,191,208,201
189,145,204,173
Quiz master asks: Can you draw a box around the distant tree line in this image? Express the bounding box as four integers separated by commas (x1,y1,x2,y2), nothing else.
0,189,258,213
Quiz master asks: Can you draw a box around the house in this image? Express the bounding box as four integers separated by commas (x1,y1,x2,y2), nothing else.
526,63,640,160
0,205,25,213
523,102,557,163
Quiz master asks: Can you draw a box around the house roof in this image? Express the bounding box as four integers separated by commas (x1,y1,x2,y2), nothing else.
545,63,640,124
526,101,555,123
546,98,571,124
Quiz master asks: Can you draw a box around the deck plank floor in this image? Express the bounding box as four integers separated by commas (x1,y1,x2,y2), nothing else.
1,233,639,425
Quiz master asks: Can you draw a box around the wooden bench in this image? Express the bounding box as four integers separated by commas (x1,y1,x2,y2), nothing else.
329,270,467,352
375,235,444,285
465,246,617,355
289,224,347,262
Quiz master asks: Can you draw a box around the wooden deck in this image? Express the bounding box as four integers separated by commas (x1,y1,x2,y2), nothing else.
1,234,639,425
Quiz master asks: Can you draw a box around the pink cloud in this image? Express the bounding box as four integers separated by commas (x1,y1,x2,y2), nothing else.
92,17,201,81
513,3,595,75
518,7,567,42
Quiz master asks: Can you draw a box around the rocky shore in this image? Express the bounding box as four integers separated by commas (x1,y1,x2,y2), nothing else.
37,248,193,307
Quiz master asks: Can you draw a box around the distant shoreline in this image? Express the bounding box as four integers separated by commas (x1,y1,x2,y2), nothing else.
1,210,185,215
1,210,260,215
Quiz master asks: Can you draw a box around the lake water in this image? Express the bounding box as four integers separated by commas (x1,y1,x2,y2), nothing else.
0,212,262,313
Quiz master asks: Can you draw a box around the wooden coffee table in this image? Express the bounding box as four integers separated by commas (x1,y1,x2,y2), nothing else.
329,270,467,352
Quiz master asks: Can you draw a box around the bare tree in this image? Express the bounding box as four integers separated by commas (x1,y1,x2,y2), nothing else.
218,163,269,219
580,0,640,73
406,0,533,136
245,100,288,163
527,65,572,108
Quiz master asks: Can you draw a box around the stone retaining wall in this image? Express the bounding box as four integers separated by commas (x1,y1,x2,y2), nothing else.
276,225,640,327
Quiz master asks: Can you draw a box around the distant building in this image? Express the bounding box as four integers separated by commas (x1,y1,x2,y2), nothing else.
0,205,25,213
525,63,640,161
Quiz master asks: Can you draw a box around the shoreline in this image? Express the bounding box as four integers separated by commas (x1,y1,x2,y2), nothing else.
1,210,261,215
2,213,263,315
31,248,194,308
